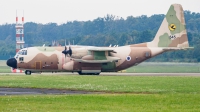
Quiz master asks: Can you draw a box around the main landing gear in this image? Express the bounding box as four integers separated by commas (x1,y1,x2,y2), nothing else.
77,71,100,75
25,70,32,75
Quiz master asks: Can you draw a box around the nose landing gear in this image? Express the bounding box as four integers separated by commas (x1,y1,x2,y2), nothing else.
25,70,32,75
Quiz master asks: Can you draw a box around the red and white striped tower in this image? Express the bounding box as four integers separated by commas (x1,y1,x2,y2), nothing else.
16,10,25,53
13,10,24,73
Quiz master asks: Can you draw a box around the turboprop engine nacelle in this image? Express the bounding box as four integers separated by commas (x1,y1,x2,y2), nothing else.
63,61,74,71
69,48,89,59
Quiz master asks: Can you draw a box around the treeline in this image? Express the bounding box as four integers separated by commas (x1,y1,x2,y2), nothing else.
0,11,200,62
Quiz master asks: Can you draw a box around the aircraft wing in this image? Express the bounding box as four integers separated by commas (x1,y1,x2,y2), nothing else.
88,47,115,51
73,47,120,63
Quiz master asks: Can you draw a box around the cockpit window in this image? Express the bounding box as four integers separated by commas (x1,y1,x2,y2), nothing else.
18,51,21,55
19,57,24,61
17,50,27,55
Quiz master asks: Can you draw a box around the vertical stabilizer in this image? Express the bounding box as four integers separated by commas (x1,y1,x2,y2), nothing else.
149,4,189,48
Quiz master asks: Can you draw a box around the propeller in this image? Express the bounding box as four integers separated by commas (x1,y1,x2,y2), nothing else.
62,40,72,57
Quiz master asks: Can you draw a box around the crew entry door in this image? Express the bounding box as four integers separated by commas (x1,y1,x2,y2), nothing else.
35,61,41,69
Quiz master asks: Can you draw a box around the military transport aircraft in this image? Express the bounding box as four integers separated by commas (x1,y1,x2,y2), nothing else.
7,4,192,75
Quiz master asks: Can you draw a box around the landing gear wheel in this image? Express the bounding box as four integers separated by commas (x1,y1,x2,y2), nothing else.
94,73,100,75
25,70,32,75
78,71,85,75
77,71,100,75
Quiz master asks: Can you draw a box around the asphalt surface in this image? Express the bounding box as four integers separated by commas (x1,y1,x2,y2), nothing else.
0,72,200,95
0,87,103,95
1,72,200,76
101,73,200,76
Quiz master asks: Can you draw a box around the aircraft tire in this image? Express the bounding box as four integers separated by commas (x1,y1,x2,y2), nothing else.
78,71,100,75
77,71,85,75
94,73,100,75
25,70,32,75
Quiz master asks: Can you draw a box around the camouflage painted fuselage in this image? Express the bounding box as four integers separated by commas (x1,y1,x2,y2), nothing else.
15,45,164,73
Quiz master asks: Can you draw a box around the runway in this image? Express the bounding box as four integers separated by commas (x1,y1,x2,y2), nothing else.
101,73,200,76
1,72,200,76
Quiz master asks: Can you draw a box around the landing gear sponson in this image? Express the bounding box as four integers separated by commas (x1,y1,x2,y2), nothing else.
77,71,100,75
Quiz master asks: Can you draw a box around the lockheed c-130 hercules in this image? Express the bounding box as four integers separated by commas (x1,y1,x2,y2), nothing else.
7,4,192,75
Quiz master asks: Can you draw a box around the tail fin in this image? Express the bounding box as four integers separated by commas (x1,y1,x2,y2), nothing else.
149,4,189,48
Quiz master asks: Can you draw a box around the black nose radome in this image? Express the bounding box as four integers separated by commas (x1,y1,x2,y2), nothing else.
7,58,17,68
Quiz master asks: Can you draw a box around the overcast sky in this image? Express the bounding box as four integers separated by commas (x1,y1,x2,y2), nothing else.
0,0,199,25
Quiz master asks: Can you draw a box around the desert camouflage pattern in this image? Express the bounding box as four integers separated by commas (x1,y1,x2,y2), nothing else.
7,4,191,75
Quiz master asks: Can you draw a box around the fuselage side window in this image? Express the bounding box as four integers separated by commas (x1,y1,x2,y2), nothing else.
145,52,151,57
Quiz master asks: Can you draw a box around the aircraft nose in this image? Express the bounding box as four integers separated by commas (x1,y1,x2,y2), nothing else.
6,58,17,68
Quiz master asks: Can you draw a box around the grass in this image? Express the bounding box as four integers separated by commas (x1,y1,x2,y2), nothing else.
0,60,10,73
0,75,200,93
0,66,10,73
0,60,6,66
1,94,200,112
126,65,200,73
0,75,200,111
126,62,200,73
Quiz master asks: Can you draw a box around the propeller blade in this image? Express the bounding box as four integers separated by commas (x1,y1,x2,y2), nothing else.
62,41,72,57
69,47,72,56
